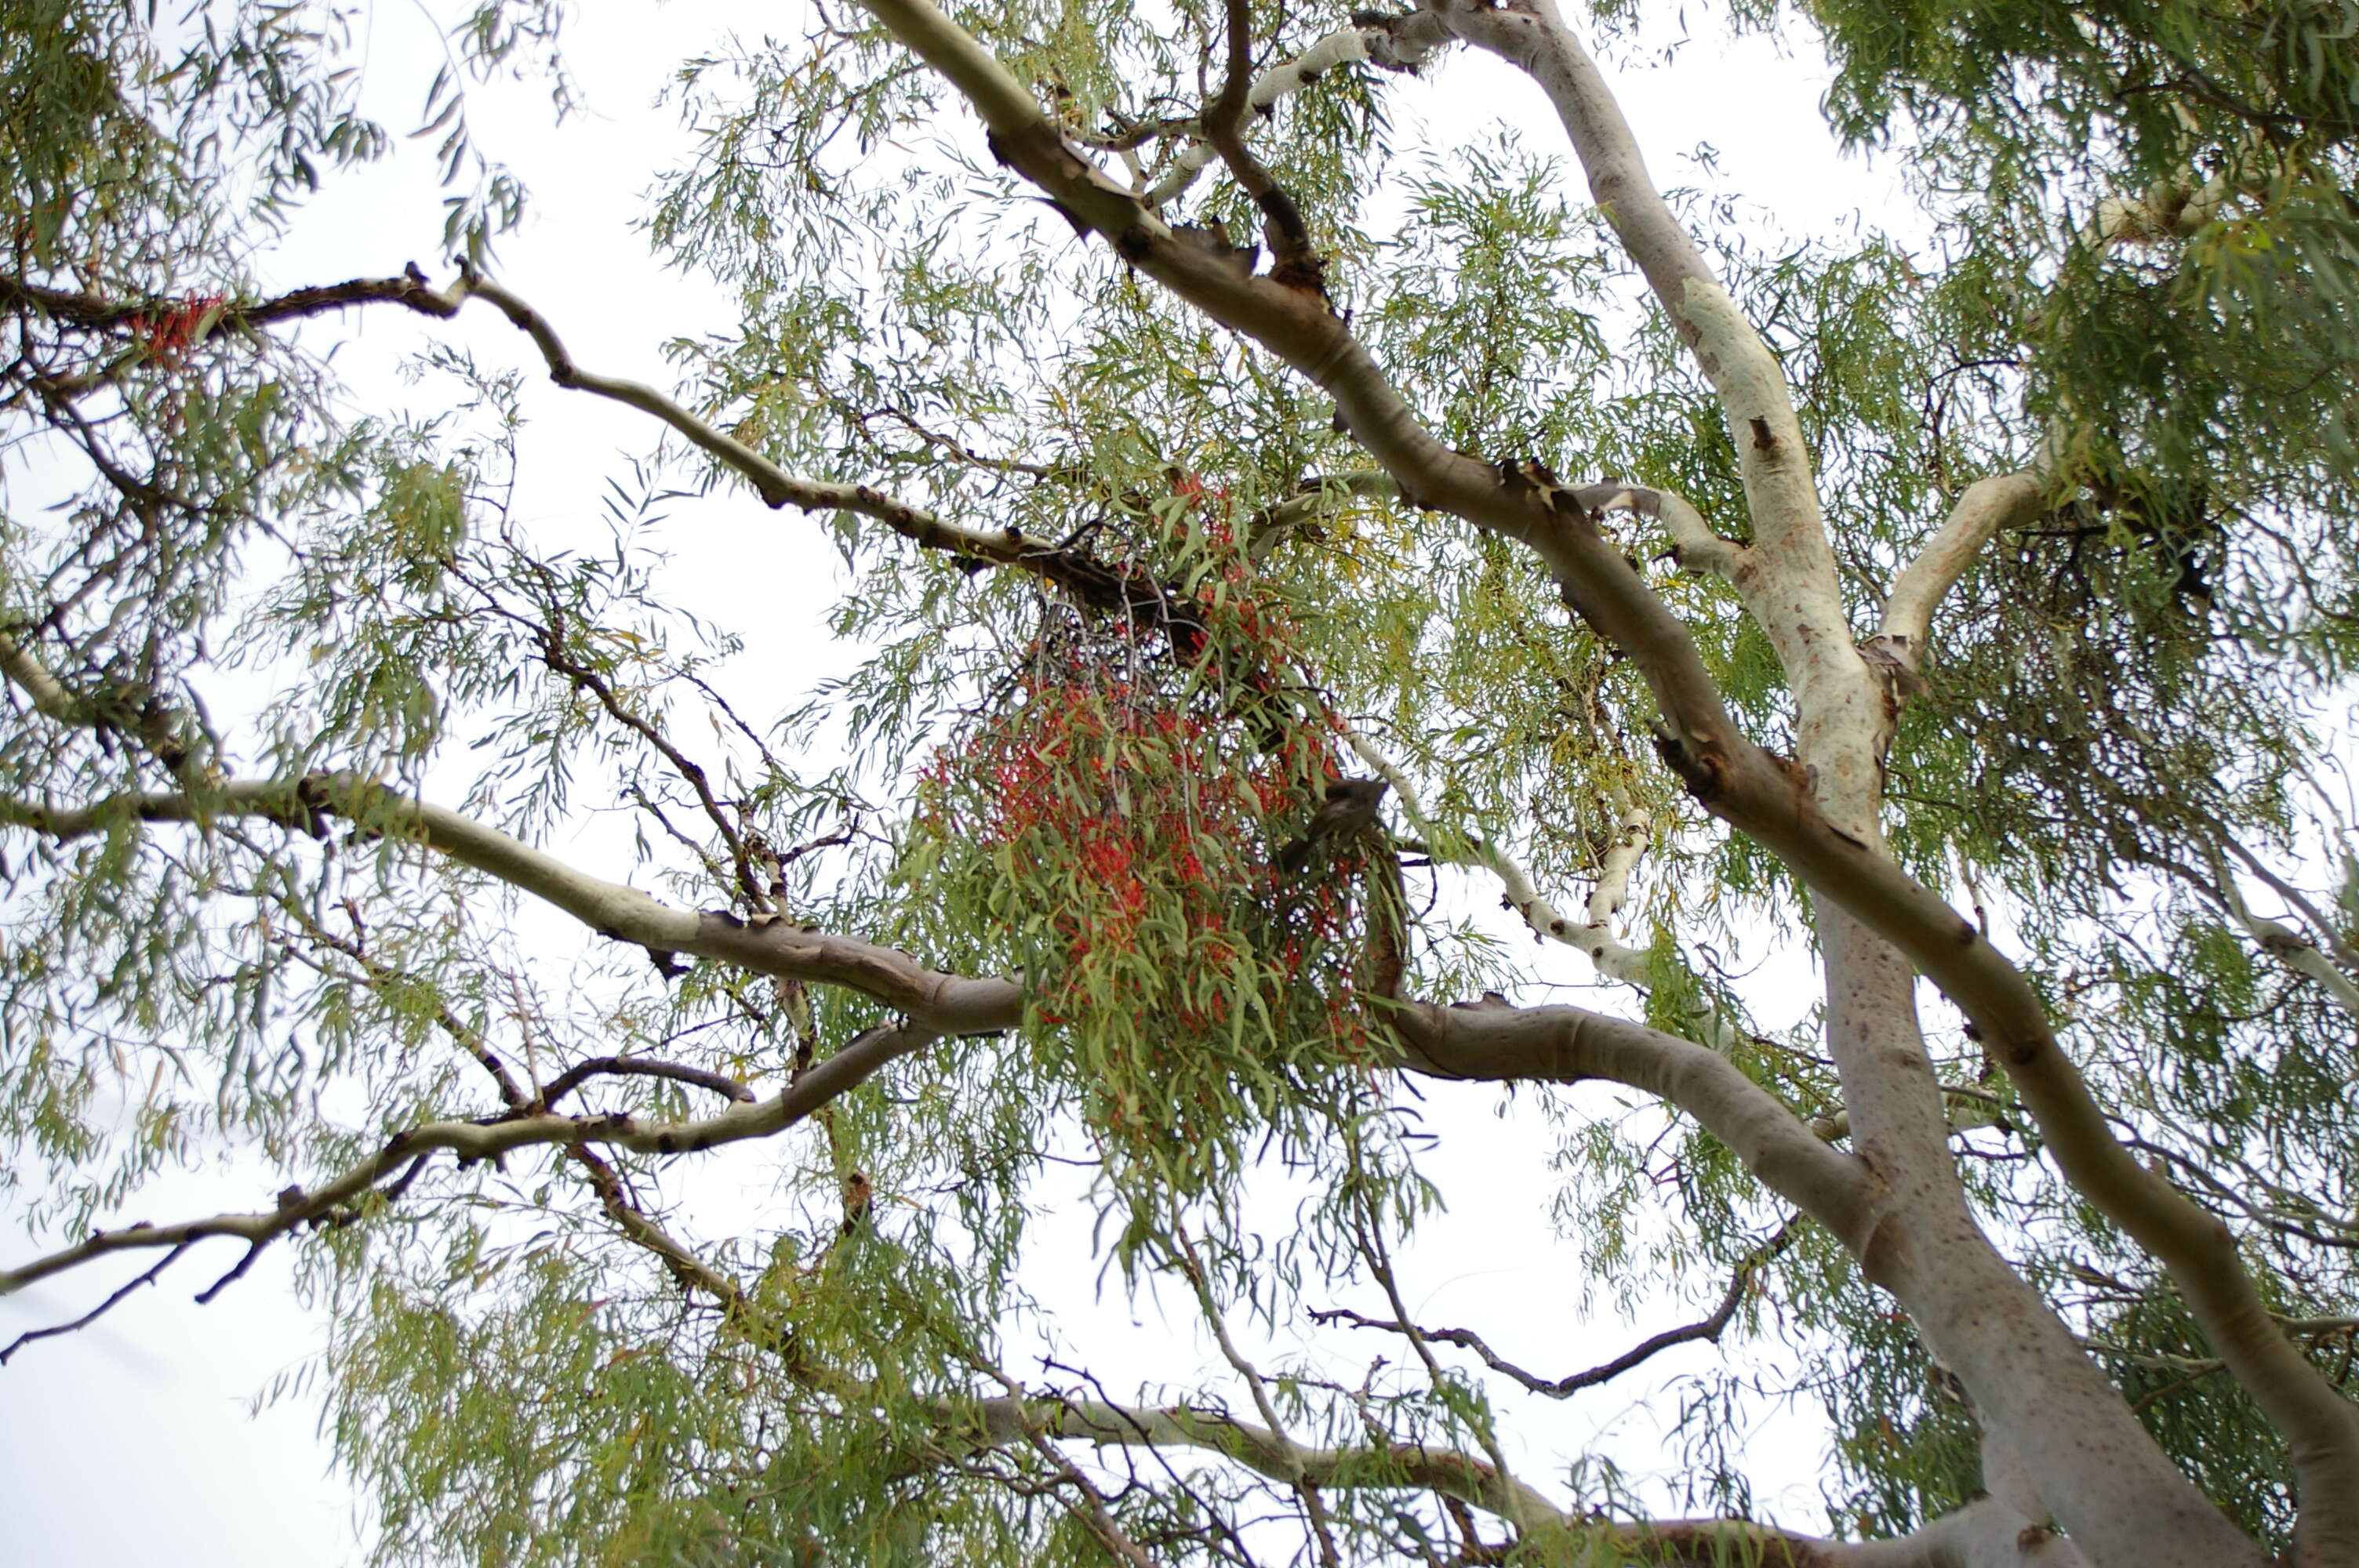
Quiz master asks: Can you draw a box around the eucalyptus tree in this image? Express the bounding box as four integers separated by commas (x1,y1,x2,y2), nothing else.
5,0,2359,1563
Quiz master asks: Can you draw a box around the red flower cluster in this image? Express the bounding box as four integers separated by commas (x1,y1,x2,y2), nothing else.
910,482,1382,1174
925,660,1363,1024
127,293,224,365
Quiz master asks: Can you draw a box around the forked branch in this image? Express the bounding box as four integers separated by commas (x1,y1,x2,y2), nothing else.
1316,1219,1794,1398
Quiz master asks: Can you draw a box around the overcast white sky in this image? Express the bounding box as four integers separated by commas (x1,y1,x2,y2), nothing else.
0,5,1915,1563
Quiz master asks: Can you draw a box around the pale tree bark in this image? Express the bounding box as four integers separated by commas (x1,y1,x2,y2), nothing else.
1814,903,2251,1559
1876,461,2057,676
1428,0,1886,842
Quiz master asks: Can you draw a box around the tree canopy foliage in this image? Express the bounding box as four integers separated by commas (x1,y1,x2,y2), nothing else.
5,0,2359,1563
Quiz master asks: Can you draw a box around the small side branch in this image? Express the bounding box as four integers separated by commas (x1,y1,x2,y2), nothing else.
535,1055,758,1112
2219,840,2359,978
1140,16,1450,209
2197,850,2359,1018
0,1020,937,1302
1316,1219,1794,1398
1347,733,1653,987
0,1240,194,1364
1245,469,1397,560
1200,0,1325,292
455,275,1173,601
0,630,103,724
1350,735,1743,1049
1568,481,1745,581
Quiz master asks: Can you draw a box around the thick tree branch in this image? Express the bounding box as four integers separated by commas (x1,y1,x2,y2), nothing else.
1013,1397,1578,1534
1572,480,1746,580
986,1404,2085,1568
1392,994,1869,1240
1428,0,1818,540
1877,462,2056,666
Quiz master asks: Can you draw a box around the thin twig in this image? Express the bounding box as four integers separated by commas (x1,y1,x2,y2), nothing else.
0,1240,194,1363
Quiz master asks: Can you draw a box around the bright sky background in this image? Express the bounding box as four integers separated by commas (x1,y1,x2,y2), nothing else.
0,3,1921,1562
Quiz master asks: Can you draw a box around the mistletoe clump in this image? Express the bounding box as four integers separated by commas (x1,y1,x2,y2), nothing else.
911,535,1384,1194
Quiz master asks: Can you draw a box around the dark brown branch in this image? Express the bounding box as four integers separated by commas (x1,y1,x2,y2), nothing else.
7,266,1174,631
0,1240,193,1363
493,585,766,909
860,405,1069,479
1201,0,1324,291
567,1143,720,1301
0,266,463,336
536,1055,758,1112
193,1239,270,1304
1316,1221,1794,1398
266,902,532,1110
